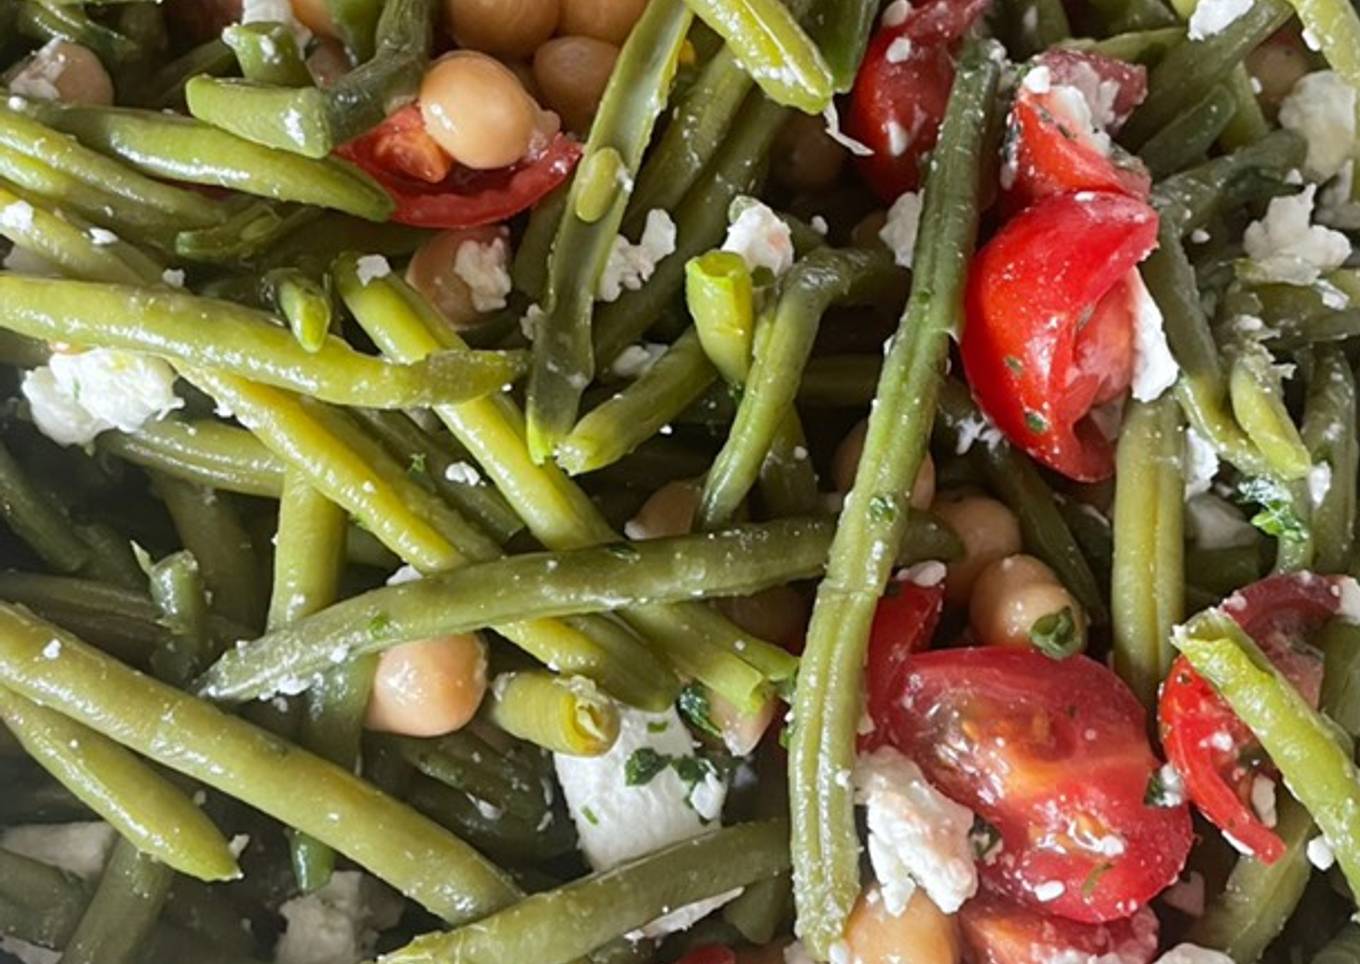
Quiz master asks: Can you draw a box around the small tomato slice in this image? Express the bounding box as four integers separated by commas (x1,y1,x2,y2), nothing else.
336,105,582,228
864,577,947,746
1158,572,1346,864
1003,50,1151,212
960,893,1159,964
961,191,1159,482
843,0,991,202
874,647,1193,922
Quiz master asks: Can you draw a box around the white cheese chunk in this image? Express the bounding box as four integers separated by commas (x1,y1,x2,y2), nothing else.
1155,945,1236,964
1187,0,1253,41
452,235,512,313
1243,185,1352,286
273,871,403,964
879,192,922,269
1307,834,1336,870
821,103,874,157
354,254,391,286
722,200,795,277
1183,426,1220,499
1186,494,1258,549
0,938,60,964
1278,72,1358,182
23,349,183,447
1127,269,1178,402
1,822,115,880
598,209,676,302
240,0,312,48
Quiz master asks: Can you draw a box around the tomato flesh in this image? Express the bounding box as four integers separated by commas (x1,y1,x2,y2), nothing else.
960,892,1159,964
864,578,946,747
872,647,1192,922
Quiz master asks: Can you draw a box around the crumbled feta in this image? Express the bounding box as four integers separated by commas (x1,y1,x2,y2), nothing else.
1183,426,1220,499
1337,577,1360,622
1156,763,1187,806
2,244,58,276
1319,161,1360,229
1187,0,1253,41
1190,228,1211,244
520,303,544,342
810,215,829,235
161,268,185,288
22,349,183,447
1308,462,1333,507
954,411,1005,454
1278,72,1357,182
721,200,794,277
1035,880,1066,902
273,871,402,964
88,227,118,246
1250,775,1277,827
354,255,391,286
1,822,115,880
598,209,676,302
899,559,946,587
443,460,481,486
822,103,874,157
0,939,59,964
451,235,512,313
1127,270,1178,402
1161,871,1206,916
1024,65,1053,93
385,564,422,586
879,192,922,269
0,200,35,232
8,39,68,101
1186,494,1257,549
881,0,912,25
1243,185,1351,286
41,639,61,659
1307,833,1336,870
1155,945,1235,964
610,342,668,379
852,745,978,915
886,36,914,63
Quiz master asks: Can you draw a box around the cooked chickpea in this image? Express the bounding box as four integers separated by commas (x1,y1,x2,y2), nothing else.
533,36,619,134
931,495,1023,606
706,689,777,756
843,888,962,964
405,225,510,329
772,111,847,192
1247,40,1312,113
832,418,935,509
420,52,551,170
444,0,559,58
306,38,352,88
290,0,339,37
9,41,113,106
558,0,649,44
365,633,488,737
716,584,807,653
970,554,1087,651
624,480,698,540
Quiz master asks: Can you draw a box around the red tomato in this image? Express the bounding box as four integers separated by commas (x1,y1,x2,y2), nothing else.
960,191,1159,482
675,946,738,964
1003,50,1150,213
1158,572,1347,863
873,647,1192,922
960,893,1159,964
842,0,991,202
336,105,582,228
864,577,946,745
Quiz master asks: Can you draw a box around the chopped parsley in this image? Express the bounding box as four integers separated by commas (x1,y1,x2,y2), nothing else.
677,683,720,737
407,453,427,477
868,494,897,523
1024,410,1049,434
1236,477,1309,545
581,806,599,826
1029,606,1082,660
366,611,393,638
624,747,670,786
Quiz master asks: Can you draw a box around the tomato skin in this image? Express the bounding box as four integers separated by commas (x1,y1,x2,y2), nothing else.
336,105,582,228
960,893,1159,964
1158,572,1346,864
960,191,1159,482
675,946,738,964
842,0,991,202
864,579,946,746
874,647,1192,922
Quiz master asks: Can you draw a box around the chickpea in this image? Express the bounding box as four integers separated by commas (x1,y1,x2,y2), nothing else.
8,41,114,106
1247,39,1312,113
290,0,339,37
365,633,488,737
772,111,847,192
716,585,807,653
533,36,619,134
405,225,511,329
306,38,352,88
420,52,551,170
706,689,777,756
832,418,935,509
559,0,649,44
970,554,1087,651
931,495,1023,606
444,0,559,59
843,888,962,964
624,480,698,540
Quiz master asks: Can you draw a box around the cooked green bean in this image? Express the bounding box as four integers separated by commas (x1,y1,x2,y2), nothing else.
804,0,878,92
1314,924,1360,964
262,266,332,353
1302,348,1357,574
1229,341,1312,480
487,670,621,756
405,774,577,864
0,846,86,948
147,550,215,688
1005,0,1072,57
99,419,285,498
1284,0,1360,93
1151,130,1305,238
686,250,756,384
15,0,138,64
1218,65,1271,149
1243,282,1360,352
222,22,311,87
58,839,175,964
0,183,160,284
175,203,319,265
681,0,832,112
1319,619,1360,739
0,437,90,575
788,38,1000,957
386,732,551,825
135,38,238,110
1139,83,1238,179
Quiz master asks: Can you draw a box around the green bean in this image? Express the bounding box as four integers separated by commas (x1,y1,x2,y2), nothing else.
698,247,903,530
1285,0,1360,97
1242,286,1360,353
788,38,1000,958
99,419,285,498
387,733,550,825
1124,0,1292,146
260,266,332,353
0,685,239,880
0,438,90,575
1173,607,1360,896
147,550,215,688
15,0,138,64
383,819,790,964
1229,341,1312,480
1065,25,1184,63
0,847,86,948
185,0,432,158
1301,347,1357,573
1005,0,1071,57
1218,65,1271,149
681,0,832,112
0,603,521,924
1314,924,1360,964
1139,83,1237,179
803,0,877,92
0,275,521,409
1186,544,1267,598
0,184,160,284
152,473,265,631
557,329,717,476
16,98,394,220
73,520,143,591
510,184,566,302
525,0,694,461
687,250,756,384
488,670,620,756
1151,130,1305,238
326,0,383,62
1110,396,1184,707
58,840,174,964
722,747,792,944
405,775,577,864
134,38,238,110
1088,0,1177,33
222,22,311,86
197,517,833,703
258,212,428,273
758,415,820,518
175,202,319,265
1319,619,1360,739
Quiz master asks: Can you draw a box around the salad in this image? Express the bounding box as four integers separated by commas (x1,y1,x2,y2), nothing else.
0,0,1358,962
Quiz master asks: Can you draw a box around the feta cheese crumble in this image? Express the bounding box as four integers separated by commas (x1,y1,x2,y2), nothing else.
8,39,68,101
1250,775,1277,828
452,235,513,312
443,461,481,486
822,103,874,157
22,349,184,447
273,872,403,964
1243,185,1352,286
852,745,978,915
1278,72,1358,182
354,254,391,286
722,200,795,276
1307,834,1336,870
1187,0,1253,41
598,209,676,302
1183,426,1220,498
1127,270,1179,401
879,192,922,269
1156,945,1235,964
886,36,914,62
1,822,115,880
610,342,667,379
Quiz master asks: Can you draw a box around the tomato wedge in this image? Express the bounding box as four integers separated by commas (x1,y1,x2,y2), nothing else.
872,647,1192,922
864,577,946,746
1003,50,1151,213
960,893,1159,964
336,105,582,228
1158,572,1346,863
961,190,1159,482
842,0,991,202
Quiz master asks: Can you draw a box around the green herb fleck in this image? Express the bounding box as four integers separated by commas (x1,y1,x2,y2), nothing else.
678,683,720,737
1082,862,1113,897
625,747,670,786
1003,355,1024,374
1024,411,1049,434
1236,477,1308,544
407,453,427,477
366,611,393,638
647,720,669,733
868,494,897,523
1029,607,1082,660
581,806,599,826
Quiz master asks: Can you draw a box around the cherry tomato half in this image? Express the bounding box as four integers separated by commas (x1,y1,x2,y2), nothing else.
960,892,1159,964
864,577,946,746
872,647,1193,922
1158,572,1347,863
336,105,581,228
961,190,1159,482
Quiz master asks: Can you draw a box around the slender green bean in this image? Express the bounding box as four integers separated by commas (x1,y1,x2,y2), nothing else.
788,38,1001,957
263,267,332,353
405,775,577,864
1318,619,1360,739
1005,0,1072,57
58,840,174,964
1314,924,1360,964
686,250,756,384
1066,25,1184,62
803,0,877,92
1228,341,1312,479
1301,348,1357,573
0,847,86,948
222,22,311,86
1151,130,1305,238
1139,83,1237,178
1088,0,1177,33
175,203,319,265
0,183,160,284
1244,282,1360,352
99,419,285,498
387,732,550,825
326,0,383,62
0,438,90,575
488,671,621,756
681,0,832,112
134,38,238,110
15,0,138,64
147,550,215,688
1219,65,1271,149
